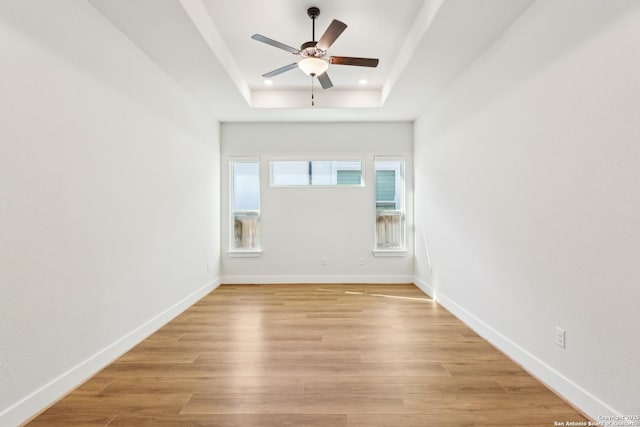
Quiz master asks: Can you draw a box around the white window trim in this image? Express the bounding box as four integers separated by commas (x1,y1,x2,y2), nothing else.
372,249,408,257
229,157,261,255
227,250,263,258
373,156,406,252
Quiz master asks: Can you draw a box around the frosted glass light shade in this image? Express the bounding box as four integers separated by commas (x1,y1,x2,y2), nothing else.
298,57,328,76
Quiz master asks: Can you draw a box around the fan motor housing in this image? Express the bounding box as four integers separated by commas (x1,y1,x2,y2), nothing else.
307,7,320,19
301,41,317,51
300,41,325,58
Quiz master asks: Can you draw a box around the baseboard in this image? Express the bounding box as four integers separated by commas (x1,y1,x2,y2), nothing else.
413,275,618,420
413,275,435,298
1,278,221,427
221,274,415,284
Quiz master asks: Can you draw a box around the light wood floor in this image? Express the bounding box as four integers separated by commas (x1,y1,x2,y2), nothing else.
27,284,588,426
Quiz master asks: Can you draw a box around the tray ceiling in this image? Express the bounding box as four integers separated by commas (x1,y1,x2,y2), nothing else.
89,0,534,121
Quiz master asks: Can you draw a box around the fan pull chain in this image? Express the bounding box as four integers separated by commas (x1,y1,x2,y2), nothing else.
311,76,315,107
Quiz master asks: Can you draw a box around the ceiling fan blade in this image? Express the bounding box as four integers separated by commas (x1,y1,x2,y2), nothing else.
329,56,379,67
262,63,299,78
316,19,347,51
317,72,334,90
251,34,300,55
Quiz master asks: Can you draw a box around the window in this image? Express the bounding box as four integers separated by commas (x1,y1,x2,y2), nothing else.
271,160,363,186
375,158,405,251
230,159,260,252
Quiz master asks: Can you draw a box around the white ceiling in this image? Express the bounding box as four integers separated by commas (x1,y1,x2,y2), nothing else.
88,0,535,122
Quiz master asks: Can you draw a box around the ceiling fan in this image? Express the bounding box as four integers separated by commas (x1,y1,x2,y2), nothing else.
251,6,379,90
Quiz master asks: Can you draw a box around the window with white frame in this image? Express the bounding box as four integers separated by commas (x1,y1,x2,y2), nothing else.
230,159,260,251
375,158,405,250
271,160,363,186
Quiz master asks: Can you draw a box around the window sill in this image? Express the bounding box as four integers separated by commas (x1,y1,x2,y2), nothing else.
372,249,407,257
227,250,263,258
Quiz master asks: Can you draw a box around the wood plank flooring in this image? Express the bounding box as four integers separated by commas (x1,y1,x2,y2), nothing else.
27,284,588,426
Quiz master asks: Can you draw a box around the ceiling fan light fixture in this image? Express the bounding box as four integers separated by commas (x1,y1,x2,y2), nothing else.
298,57,328,77
252,6,378,90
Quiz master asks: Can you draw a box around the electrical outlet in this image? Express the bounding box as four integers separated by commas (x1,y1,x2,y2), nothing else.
321,257,327,266
555,327,566,348
359,257,365,265
206,263,211,272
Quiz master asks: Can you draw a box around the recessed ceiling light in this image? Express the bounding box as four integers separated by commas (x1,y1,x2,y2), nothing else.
358,79,368,85
264,79,274,85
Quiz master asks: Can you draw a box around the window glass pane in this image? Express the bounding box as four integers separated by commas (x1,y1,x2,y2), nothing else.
233,162,260,212
375,161,403,210
272,160,362,186
231,160,260,251
337,170,362,185
310,161,331,185
375,159,404,250
330,160,362,186
375,170,396,208
234,211,259,250
272,161,310,186
376,211,403,248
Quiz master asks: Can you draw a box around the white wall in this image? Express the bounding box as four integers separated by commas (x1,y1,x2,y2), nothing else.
221,122,413,284
0,2,220,425
414,0,640,418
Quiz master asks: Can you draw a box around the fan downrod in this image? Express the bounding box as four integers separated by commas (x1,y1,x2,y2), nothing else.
308,7,320,41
